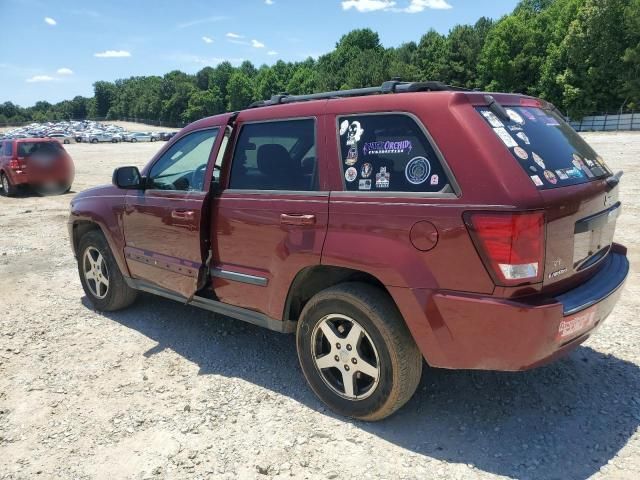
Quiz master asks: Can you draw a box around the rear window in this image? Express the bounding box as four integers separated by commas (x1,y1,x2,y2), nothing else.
476,106,610,189
337,114,452,193
18,141,64,157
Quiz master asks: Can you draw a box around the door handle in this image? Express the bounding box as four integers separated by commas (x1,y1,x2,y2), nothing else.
280,214,316,226
171,209,195,220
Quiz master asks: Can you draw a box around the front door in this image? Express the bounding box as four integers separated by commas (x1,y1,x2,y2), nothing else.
211,116,329,320
122,127,222,298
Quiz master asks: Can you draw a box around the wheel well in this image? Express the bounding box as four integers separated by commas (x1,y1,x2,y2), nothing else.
72,221,101,256
284,266,389,322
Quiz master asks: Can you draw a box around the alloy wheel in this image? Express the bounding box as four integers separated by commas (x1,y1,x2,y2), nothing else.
311,314,380,400
83,246,110,299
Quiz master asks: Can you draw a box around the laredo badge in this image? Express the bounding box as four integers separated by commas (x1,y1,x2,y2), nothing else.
405,156,431,185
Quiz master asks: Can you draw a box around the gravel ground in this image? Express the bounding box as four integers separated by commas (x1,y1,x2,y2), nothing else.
0,133,639,480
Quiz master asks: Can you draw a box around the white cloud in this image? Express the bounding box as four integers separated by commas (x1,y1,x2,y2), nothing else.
341,0,451,13
176,15,228,29
401,0,452,12
56,67,73,75
265,0,275,4
251,39,265,48
226,32,243,39
202,36,213,44
341,0,395,12
94,50,131,58
267,50,278,56
26,75,55,83
44,17,57,25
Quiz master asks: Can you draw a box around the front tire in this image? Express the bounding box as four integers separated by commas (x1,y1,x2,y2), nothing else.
78,231,138,311
91,138,98,144
131,138,138,143
296,283,422,421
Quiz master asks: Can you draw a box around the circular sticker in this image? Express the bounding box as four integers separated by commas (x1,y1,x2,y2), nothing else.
544,170,558,185
532,152,546,169
339,120,349,136
405,156,431,185
514,146,529,160
345,167,357,183
506,109,525,125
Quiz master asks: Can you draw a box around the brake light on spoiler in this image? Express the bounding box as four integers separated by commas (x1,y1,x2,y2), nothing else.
464,211,546,286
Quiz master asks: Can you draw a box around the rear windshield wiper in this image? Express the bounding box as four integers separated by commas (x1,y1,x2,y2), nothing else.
484,95,511,122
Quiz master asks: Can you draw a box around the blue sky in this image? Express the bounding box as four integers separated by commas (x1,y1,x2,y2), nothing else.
0,0,519,107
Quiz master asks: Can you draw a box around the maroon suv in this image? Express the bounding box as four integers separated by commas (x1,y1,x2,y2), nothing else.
1,138,74,196
68,81,629,420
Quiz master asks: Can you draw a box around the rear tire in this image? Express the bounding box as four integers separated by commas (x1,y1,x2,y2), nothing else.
131,138,138,143
296,282,422,421
0,172,16,197
77,230,138,311
91,138,98,144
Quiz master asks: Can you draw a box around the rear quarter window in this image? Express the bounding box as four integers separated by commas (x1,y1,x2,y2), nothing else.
337,114,453,194
476,106,611,189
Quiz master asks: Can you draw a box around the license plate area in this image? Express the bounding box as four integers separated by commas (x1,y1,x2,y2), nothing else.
573,201,620,269
557,309,597,340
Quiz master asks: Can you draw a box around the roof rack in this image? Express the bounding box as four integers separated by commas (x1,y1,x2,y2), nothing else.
248,80,468,108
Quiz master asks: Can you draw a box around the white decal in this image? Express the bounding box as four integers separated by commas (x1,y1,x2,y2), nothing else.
494,127,518,148
405,156,431,185
345,167,357,182
481,110,504,128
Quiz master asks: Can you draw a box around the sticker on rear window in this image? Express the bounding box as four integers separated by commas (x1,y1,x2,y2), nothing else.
405,157,431,185
532,152,546,169
544,170,558,185
530,175,543,186
345,167,357,182
481,111,504,128
514,147,529,160
506,109,525,125
494,128,518,148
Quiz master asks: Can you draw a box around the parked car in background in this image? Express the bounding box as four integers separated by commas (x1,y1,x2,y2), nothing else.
1,138,74,196
83,132,115,144
127,132,152,143
161,131,178,141
46,133,75,144
68,80,628,420
150,132,164,142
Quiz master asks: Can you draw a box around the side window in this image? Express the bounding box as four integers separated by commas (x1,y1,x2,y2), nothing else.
3,141,13,156
337,114,452,193
229,119,316,191
148,128,218,191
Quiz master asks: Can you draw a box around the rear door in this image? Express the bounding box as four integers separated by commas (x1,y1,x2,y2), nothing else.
210,115,329,320
122,126,225,298
475,104,619,289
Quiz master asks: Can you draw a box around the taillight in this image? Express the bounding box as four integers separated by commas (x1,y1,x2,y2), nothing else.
464,211,545,286
9,159,20,169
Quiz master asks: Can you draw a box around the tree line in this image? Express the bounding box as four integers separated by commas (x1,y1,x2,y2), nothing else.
1,0,638,126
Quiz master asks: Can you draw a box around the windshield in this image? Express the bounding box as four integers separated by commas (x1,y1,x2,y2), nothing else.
476,106,611,189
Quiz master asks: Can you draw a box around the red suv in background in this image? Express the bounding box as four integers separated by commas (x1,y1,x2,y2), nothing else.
0,138,74,196
68,81,629,420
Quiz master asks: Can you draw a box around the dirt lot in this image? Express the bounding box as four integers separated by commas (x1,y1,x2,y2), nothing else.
1,133,639,480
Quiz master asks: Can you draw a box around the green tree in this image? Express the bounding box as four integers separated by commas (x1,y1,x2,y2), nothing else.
227,71,255,110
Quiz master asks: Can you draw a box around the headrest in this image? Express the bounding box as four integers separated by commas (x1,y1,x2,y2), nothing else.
257,144,298,176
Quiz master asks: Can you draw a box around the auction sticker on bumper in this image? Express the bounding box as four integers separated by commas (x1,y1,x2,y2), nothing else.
557,310,597,339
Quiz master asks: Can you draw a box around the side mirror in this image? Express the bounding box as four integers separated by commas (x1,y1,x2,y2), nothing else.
113,166,144,189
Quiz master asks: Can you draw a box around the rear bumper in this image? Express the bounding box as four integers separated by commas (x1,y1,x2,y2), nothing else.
390,246,629,371
8,168,73,187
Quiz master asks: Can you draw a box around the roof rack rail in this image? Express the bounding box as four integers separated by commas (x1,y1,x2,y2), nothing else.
247,80,468,108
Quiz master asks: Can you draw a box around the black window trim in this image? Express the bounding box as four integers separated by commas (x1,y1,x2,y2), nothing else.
333,111,461,199
145,126,221,194
224,115,320,195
